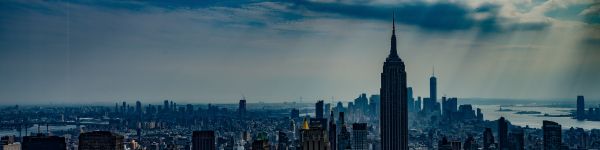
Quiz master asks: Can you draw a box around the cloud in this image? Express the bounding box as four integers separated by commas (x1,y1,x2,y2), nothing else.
285,1,552,32
5,0,553,33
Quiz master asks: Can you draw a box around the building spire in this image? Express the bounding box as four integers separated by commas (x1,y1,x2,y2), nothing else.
387,12,399,60
432,65,435,77
392,12,395,34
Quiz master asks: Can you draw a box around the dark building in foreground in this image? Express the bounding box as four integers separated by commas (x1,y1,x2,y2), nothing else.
498,117,508,150
192,130,215,150
543,120,562,150
380,14,408,150
508,128,525,150
79,131,124,150
328,111,337,150
483,128,495,150
352,123,368,150
22,134,66,150
302,117,329,150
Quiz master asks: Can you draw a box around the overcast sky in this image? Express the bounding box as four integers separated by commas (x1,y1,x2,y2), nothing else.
0,0,599,104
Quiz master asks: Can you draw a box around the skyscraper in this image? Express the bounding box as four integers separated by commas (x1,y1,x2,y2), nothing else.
476,108,484,121
239,98,247,117
498,117,508,150
415,97,421,112
543,120,562,150
442,97,458,116
508,128,525,150
328,111,337,150
135,101,142,116
577,95,585,120
192,130,216,150
316,100,324,119
483,128,495,150
352,123,368,150
369,95,380,118
407,87,414,112
430,67,437,103
164,100,169,112
380,14,408,150
302,119,330,150
338,112,351,150
79,131,124,150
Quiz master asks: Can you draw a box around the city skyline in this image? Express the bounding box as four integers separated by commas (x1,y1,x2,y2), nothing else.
1,0,599,104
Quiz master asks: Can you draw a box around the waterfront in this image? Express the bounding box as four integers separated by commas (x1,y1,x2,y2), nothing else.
476,104,600,130
0,124,78,137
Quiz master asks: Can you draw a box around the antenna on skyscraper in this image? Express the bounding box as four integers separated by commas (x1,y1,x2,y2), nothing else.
432,65,435,77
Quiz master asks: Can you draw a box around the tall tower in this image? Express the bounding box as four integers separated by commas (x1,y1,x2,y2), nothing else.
380,13,408,150
430,66,437,103
577,95,585,120
498,117,508,150
238,96,247,118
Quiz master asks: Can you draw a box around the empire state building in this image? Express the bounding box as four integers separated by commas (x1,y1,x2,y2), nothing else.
380,15,408,150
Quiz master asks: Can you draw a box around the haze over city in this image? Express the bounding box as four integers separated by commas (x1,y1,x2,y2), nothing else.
1,0,599,104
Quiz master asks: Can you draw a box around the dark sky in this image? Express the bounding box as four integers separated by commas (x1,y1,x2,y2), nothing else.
0,0,599,104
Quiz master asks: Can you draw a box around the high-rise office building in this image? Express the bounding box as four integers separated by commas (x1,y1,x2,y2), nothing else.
122,101,127,115
423,98,435,113
369,95,380,118
352,123,368,150
338,112,350,150
442,97,458,116
476,108,484,121
164,100,170,112
483,128,495,150
192,130,215,150
407,87,414,112
543,120,562,150
135,101,142,115
354,94,369,115
22,134,66,150
577,95,585,120
316,100,324,119
508,128,525,150
498,117,508,150
430,68,437,103
379,14,408,150
79,131,124,150
301,122,329,150
239,98,247,117
415,97,421,112
325,103,331,119
328,111,337,150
